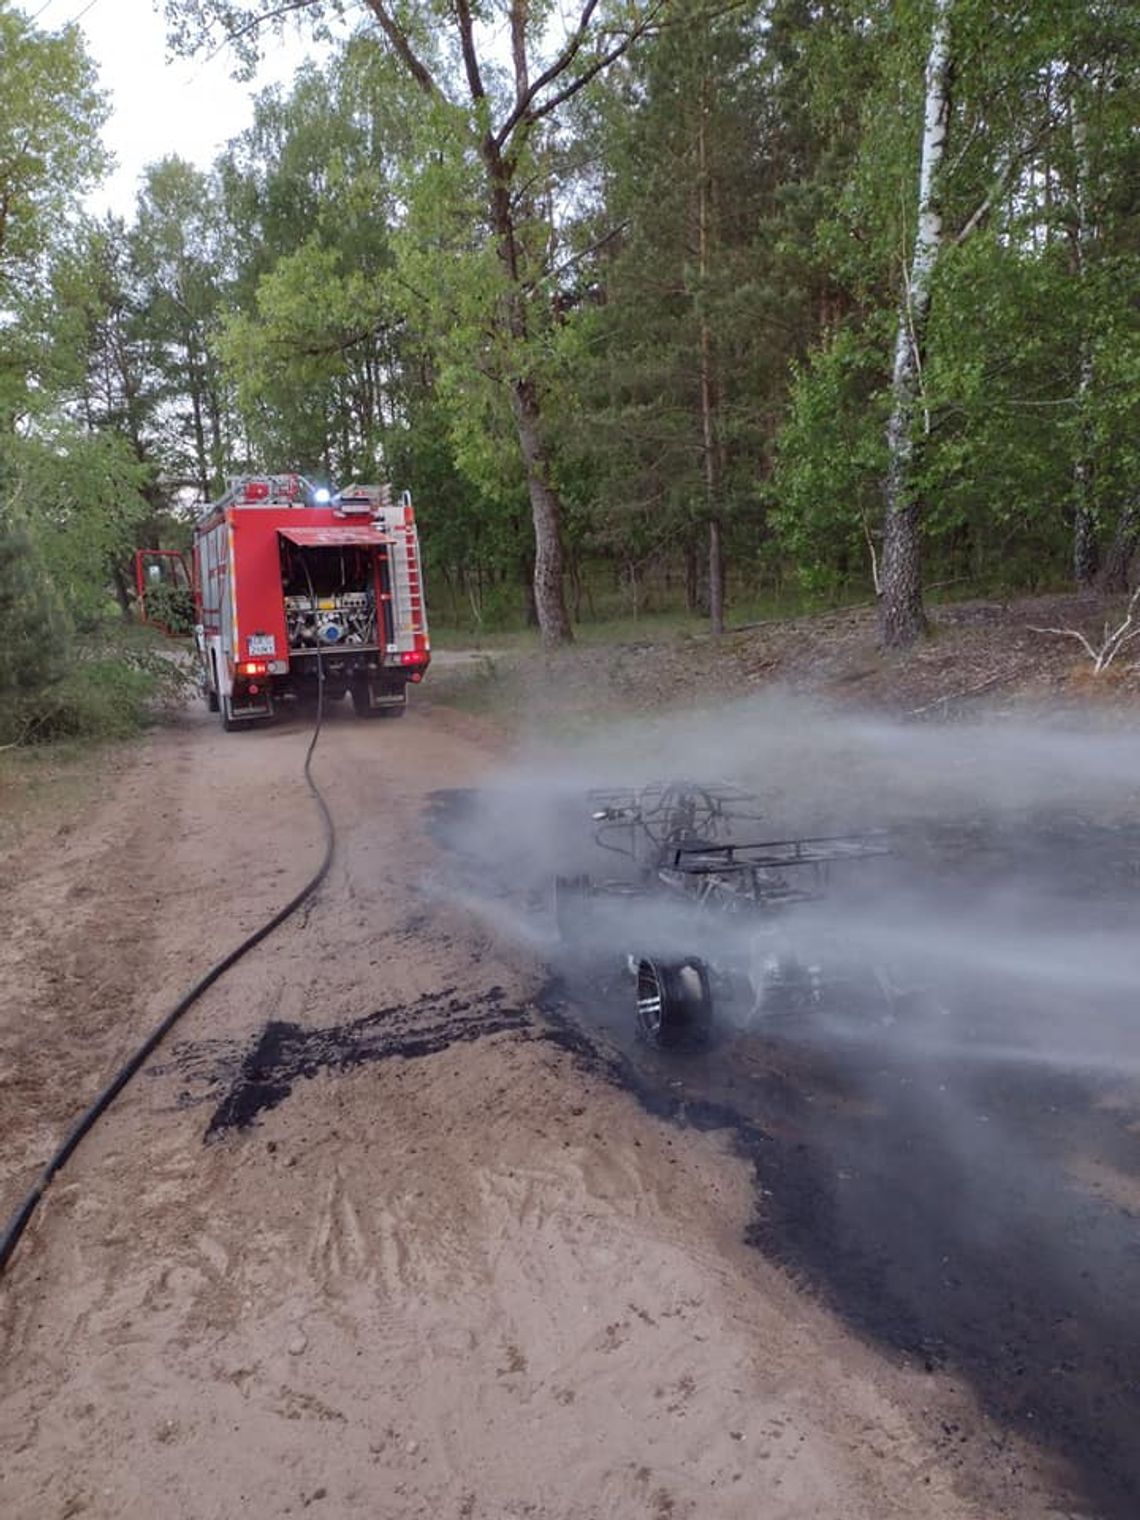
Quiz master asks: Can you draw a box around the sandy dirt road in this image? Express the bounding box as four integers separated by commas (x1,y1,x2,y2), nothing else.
0,697,1073,1519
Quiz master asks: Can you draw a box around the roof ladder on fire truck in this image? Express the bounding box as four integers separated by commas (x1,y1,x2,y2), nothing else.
389,498,425,645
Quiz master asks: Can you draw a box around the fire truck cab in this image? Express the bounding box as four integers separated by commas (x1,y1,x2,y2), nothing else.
194,474,430,729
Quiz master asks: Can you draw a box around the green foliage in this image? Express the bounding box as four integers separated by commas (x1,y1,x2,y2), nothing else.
214,49,415,481
4,0,1136,698
217,237,391,475
0,472,187,747
140,578,195,637
0,457,188,747
765,0,1140,598
771,325,890,593
10,431,152,627
560,1,810,614
0,499,71,736
131,157,230,495
0,8,108,427
917,236,1076,577
20,646,182,746
0,8,108,288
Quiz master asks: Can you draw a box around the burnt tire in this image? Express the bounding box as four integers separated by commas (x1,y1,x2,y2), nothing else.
635,957,713,1050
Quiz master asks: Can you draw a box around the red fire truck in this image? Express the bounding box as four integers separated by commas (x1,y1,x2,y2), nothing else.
193,474,429,729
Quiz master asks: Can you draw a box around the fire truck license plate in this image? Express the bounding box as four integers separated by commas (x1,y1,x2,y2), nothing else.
248,634,276,656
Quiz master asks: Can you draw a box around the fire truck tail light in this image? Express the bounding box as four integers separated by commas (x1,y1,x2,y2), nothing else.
399,651,424,665
239,660,268,676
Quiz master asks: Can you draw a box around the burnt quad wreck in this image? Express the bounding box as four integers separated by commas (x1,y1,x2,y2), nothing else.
553,781,894,1049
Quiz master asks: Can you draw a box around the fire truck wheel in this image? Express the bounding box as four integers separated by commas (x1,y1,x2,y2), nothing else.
220,694,240,732
206,654,220,712
635,957,713,1049
350,681,380,718
351,681,406,718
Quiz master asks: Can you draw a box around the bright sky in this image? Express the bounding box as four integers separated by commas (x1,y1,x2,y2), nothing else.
25,0,333,218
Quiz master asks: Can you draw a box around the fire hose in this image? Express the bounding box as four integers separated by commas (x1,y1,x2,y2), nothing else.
0,576,333,1276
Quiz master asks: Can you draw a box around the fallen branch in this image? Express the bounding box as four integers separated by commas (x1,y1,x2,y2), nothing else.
0,709,51,751
1028,586,1140,674
909,671,1007,716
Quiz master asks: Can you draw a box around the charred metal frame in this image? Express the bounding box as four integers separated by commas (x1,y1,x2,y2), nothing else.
585,781,888,913
557,781,891,1049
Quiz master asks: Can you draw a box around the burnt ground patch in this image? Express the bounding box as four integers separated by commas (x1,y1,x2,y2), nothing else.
738,1044,1140,1520
427,784,1140,1518
156,788,1140,1516
152,948,1140,1515
153,986,532,1137
534,972,1140,1520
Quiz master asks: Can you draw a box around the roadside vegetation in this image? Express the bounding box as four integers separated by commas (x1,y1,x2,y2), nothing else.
1,0,1137,744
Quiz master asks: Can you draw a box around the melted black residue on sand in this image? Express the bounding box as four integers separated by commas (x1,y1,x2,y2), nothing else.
425,783,1140,1520
204,987,529,1136
535,977,1140,1520
171,785,1140,1520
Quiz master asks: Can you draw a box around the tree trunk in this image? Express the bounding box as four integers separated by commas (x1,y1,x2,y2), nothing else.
484,151,572,647
697,73,725,637
206,382,225,497
567,548,585,624
1100,497,1140,593
363,0,648,649
684,537,698,613
111,561,134,621
1073,443,1098,586
1070,83,1098,587
880,0,953,650
186,340,210,502
624,558,642,619
708,516,724,635
520,547,539,628
510,376,571,644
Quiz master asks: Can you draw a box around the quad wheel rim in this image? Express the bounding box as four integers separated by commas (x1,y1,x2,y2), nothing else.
636,961,666,1038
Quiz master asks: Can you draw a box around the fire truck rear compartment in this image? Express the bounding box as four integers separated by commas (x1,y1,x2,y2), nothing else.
276,541,405,712
280,542,389,654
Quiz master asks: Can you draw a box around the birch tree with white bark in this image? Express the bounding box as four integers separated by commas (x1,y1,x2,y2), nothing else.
879,0,953,648
1067,70,1098,587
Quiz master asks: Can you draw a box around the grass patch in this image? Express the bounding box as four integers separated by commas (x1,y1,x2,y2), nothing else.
2,622,194,749
426,581,873,651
